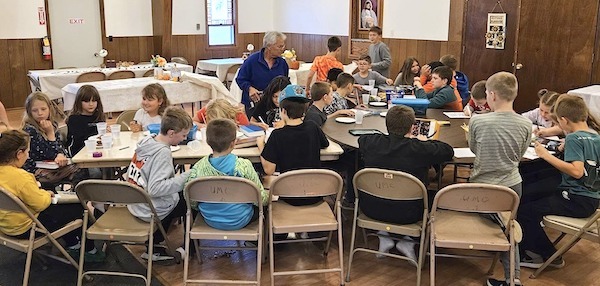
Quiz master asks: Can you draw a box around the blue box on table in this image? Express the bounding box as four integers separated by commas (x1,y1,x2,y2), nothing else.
147,123,198,142
391,98,430,115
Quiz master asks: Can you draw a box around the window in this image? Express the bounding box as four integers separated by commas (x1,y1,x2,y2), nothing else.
207,0,236,46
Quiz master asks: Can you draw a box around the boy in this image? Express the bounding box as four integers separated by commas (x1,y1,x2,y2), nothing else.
440,54,470,105
468,72,531,286
359,105,453,259
417,61,445,93
367,26,392,77
186,119,268,230
325,73,357,115
127,106,193,261
326,68,344,91
353,55,394,86
463,80,491,116
414,66,463,111
306,37,344,90
306,82,354,127
257,84,329,205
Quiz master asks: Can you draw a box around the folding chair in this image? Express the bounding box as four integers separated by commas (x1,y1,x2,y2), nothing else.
0,187,82,286
75,179,181,286
76,72,106,83
530,208,600,278
183,176,265,285
268,169,345,286
346,168,428,286
107,70,135,80
429,183,519,286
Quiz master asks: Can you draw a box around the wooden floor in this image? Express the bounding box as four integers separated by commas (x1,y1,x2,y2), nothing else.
6,107,600,286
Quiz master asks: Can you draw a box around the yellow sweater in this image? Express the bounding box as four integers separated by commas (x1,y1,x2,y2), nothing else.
0,165,51,236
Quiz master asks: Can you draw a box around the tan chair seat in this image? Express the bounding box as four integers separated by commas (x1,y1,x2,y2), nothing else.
0,219,82,252
86,207,151,242
271,201,337,233
190,216,260,241
545,215,599,239
433,210,509,251
357,214,422,237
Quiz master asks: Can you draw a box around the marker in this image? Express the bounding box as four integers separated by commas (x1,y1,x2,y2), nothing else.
259,116,266,124
119,146,130,150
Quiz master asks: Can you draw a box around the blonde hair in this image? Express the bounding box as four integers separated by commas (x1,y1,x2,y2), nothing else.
486,72,518,101
205,99,242,123
23,92,64,140
537,89,560,108
553,94,600,132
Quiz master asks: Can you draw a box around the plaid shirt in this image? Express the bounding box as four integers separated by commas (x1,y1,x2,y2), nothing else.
324,92,348,115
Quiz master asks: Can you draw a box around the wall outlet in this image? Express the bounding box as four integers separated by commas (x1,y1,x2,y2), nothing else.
196,23,201,30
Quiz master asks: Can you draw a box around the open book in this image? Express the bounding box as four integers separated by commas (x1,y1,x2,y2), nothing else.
411,119,440,140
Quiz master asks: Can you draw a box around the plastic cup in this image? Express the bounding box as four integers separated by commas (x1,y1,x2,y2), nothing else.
362,94,370,105
110,124,121,138
186,140,201,151
84,139,96,154
96,122,107,136
355,111,364,124
101,135,113,149
370,87,378,97
368,79,375,87
200,127,207,141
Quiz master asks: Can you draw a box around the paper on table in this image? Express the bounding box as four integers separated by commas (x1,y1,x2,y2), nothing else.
523,147,555,160
453,148,476,158
443,112,471,119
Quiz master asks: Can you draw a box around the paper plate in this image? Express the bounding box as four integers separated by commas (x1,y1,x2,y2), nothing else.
380,111,387,117
170,145,181,152
335,117,356,124
369,101,387,107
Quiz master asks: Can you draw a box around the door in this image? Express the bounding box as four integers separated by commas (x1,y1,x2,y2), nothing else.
48,0,103,68
514,0,599,112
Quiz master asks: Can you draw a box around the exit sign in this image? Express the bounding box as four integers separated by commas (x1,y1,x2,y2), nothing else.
69,18,85,24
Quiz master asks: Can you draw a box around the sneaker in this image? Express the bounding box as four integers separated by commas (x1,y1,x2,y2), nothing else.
141,247,184,261
67,248,106,263
486,278,523,286
548,256,565,268
520,251,565,269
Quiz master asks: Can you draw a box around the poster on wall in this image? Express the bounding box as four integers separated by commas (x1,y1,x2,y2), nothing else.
359,0,380,30
486,13,506,49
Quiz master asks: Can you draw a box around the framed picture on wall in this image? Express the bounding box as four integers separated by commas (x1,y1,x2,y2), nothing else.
359,0,381,30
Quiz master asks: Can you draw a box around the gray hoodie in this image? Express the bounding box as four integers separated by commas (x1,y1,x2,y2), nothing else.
126,135,189,221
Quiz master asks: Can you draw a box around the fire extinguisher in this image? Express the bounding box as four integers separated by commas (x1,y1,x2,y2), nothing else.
42,36,51,60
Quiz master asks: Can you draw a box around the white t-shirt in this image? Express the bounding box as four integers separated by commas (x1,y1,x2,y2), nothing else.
133,109,161,130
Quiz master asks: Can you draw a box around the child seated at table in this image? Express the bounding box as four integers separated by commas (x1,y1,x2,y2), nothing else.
522,88,563,137
414,66,463,111
129,83,171,132
305,36,344,91
305,83,354,127
127,106,192,261
325,73,358,115
326,68,344,92
66,85,106,156
352,55,393,87
257,84,330,206
186,119,268,230
250,76,290,130
440,54,470,105
463,80,491,116
193,98,249,127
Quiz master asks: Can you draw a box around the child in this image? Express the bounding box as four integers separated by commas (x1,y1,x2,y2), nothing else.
519,95,600,272
66,85,106,156
305,82,354,127
325,73,357,115
0,129,104,261
414,66,463,111
440,54,470,105
326,68,344,91
130,83,171,132
127,106,192,260
394,57,420,86
22,92,79,188
463,80,491,116
468,72,531,286
367,26,392,77
353,55,393,86
250,76,290,130
186,119,268,230
305,36,344,90
522,89,563,137
257,84,329,206
193,98,249,127
359,105,453,259
417,61,445,93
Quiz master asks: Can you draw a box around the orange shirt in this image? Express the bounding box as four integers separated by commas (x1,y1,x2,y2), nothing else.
196,107,250,126
420,75,462,109
310,55,343,81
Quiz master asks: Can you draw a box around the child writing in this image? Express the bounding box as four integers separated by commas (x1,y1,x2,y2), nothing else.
353,55,393,87
522,89,563,137
193,98,249,127
250,76,290,130
305,82,354,127
66,85,106,156
127,106,192,261
186,119,268,230
394,57,420,86
305,36,344,92
130,83,171,132
519,95,600,271
414,66,463,111
463,80,491,116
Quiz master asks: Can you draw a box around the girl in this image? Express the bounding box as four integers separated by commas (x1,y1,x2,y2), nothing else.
520,94,600,269
250,76,290,130
0,129,104,262
522,89,563,137
22,92,78,187
66,85,106,156
130,83,171,132
394,57,420,86
193,98,249,127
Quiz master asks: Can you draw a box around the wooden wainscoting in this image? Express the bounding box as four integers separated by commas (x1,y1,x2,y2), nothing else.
101,36,155,65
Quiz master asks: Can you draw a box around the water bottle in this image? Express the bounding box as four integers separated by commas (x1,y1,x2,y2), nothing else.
171,64,181,82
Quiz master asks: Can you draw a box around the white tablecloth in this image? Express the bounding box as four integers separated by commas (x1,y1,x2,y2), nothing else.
196,58,244,82
29,63,193,100
567,85,600,118
61,72,233,113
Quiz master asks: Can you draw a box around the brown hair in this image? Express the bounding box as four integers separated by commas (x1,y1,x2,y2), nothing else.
205,99,243,124
0,129,30,164
432,66,453,84
336,73,355,89
310,82,331,101
327,36,342,52
485,72,518,102
160,106,192,135
369,26,382,35
280,100,307,119
358,54,372,64
537,89,560,109
206,118,237,152
471,80,487,100
23,92,65,140
439,54,458,71
398,57,419,85
553,94,600,132
142,83,171,115
386,105,415,136
66,85,105,124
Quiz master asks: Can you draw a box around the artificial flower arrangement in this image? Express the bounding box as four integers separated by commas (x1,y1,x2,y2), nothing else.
282,49,299,69
151,55,167,67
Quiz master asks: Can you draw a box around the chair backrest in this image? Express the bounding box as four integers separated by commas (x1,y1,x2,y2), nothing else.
75,179,152,205
184,176,263,209
116,110,136,130
353,168,428,204
171,56,189,65
76,71,106,83
57,125,68,148
226,64,241,77
270,169,343,200
0,187,33,213
28,74,41,91
142,69,154,77
107,70,135,80
431,183,519,215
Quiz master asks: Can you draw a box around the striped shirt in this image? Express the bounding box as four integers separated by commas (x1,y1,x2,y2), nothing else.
469,111,532,187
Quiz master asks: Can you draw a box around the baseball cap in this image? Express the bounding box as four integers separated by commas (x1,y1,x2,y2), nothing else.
278,84,310,104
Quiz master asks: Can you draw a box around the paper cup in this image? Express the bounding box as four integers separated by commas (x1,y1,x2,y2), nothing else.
96,122,107,136
84,139,96,154
368,79,375,87
101,135,113,149
110,124,121,138
200,127,207,141
355,111,364,124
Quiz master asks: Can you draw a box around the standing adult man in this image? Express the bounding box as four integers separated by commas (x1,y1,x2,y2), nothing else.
237,31,289,116
367,26,392,78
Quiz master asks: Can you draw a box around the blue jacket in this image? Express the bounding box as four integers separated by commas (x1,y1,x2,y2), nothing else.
455,71,470,105
236,48,289,109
